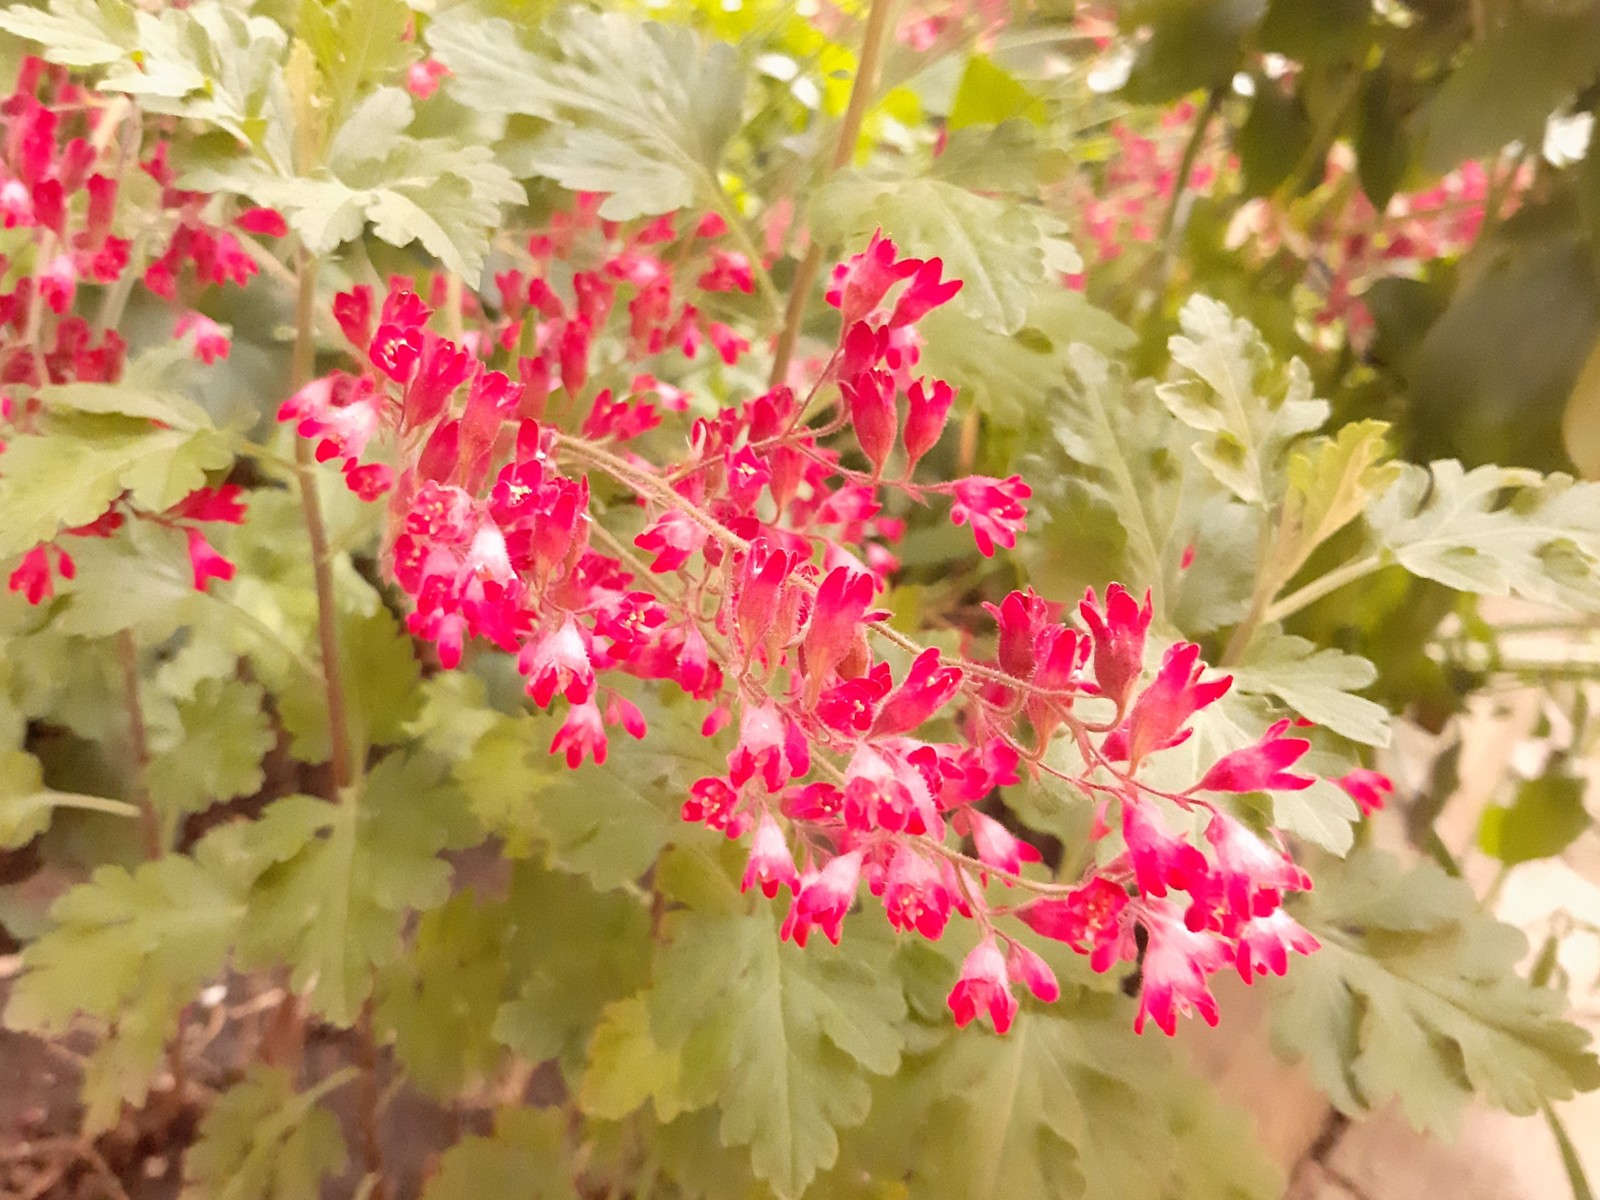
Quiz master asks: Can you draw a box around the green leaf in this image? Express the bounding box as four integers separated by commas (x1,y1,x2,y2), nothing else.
147,678,273,821
581,996,688,1121
947,54,1043,131
181,1065,347,1200
430,9,745,221
296,0,414,121
1231,632,1391,746
1158,295,1330,505
0,0,135,66
906,999,1280,1200
0,415,234,558
648,909,906,1197
53,526,210,641
1421,9,1600,173
275,604,420,763
5,850,242,1034
420,1107,579,1200
454,711,686,890
1478,769,1592,866
1367,461,1600,610
376,890,509,1097
493,860,651,1080
1268,419,1400,591
186,105,524,278
1024,343,1260,633
1272,849,1600,1136
235,753,475,1025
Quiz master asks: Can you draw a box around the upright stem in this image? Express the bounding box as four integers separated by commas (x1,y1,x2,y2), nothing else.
116,629,187,1099
290,251,354,794
286,250,383,1195
767,0,895,387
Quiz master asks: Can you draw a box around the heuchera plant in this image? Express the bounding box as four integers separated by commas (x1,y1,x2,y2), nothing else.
1,3,1598,1199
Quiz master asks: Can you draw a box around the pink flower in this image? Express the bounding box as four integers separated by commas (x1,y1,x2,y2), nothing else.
7,544,72,605
1078,584,1151,713
1235,909,1319,984
1005,940,1060,1003
1016,877,1133,973
519,619,596,707
175,312,231,364
683,776,746,835
802,566,875,687
170,484,247,524
635,509,708,573
550,700,608,768
967,810,1043,877
38,253,75,313
1116,642,1231,766
903,377,955,470
370,321,425,384
707,322,749,365
872,648,963,736
782,850,864,947
949,475,1030,557
1122,797,1207,899
983,588,1052,680
880,847,956,939
1198,812,1310,925
184,527,235,591
698,250,755,294
734,539,795,658
947,937,1018,1033
1337,768,1392,816
727,703,809,793
1196,718,1313,793
235,206,288,237
1134,905,1229,1036
840,369,897,476
826,229,919,326
405,58,452,100
889,257,961,326
741,816,800,898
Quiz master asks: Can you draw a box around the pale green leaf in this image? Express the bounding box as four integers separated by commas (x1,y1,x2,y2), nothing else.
430,9,744,220
580,996,688,1121
1269,419,1400,590
0,0,134,66
147,677,273,820
235,754,475,1025
1478,770,1592,866
1231,632,1391,746
181,1065,347,1200
420,1107,579,1200
1158,296,1330,505
1367,461,1600,610
648,909,905,1197
1272,849,1600,1136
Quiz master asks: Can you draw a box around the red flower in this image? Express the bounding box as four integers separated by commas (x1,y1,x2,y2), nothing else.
740,816,800,898
1114,642,1230,766
947,937,1018,1033
1134,904,1229,1036
1016,877,1133,973
518,619,595,707
635,509,708,573
839,369,896,476
1336,767,1392,816
1234,909,1319,984
175,312,231,364
235,206,288,238
170,484,247,524
550,700,607,768
826,229,919,326
949,475,1030,557
967,810,1043,877
1122,797,1207,899
889,256,961,326
782,851,864,947
184,527,235,591
405,58,452,100
1078,584,1151,713
1196,718,1313,794
903,377,955,470
872,648,963,736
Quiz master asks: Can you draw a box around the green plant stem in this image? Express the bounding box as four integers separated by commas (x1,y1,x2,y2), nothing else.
1156,85,1225,251
290,253,354,795
1262,553,1387,624
767,0,895,387
1545,1100,1598,1200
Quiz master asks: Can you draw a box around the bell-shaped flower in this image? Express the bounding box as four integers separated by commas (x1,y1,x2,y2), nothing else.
550,700,608,768
839,369,897,476
903,377,956,470
1078,584,1152,713
1337,767,1393,816
782,851,864,947
1196,719,1313,793
872,648,963,736
741,817,800,898
946,937,1018,1034
1117,642,1231,766
949,475,1030,557
1134,904,1230,1036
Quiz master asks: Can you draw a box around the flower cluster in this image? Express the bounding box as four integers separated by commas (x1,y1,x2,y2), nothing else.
1,57,263,604
280,206,1340,1036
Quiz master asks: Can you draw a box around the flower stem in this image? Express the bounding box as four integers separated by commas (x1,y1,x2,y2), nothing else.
1262,553,1386,625
767,0,895,387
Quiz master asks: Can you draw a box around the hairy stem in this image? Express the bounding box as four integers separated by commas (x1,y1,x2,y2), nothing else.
1263,553,1386,625
768,0,895,387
